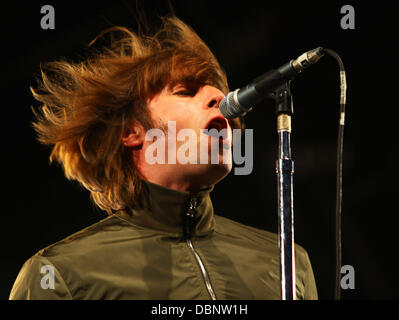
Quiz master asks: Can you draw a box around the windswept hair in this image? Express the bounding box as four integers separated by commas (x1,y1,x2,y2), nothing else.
31,16,242,214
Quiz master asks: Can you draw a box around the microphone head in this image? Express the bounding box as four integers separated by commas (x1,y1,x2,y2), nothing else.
219,89,251,119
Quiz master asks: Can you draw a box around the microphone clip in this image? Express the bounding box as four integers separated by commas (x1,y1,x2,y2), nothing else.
269,81,294,116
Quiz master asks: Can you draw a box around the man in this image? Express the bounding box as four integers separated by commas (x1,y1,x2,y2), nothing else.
10,16,318,300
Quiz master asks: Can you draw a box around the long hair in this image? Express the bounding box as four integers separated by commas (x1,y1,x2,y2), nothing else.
31,16,242,214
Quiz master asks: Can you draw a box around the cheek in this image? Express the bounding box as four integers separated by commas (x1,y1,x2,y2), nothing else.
173,109,203,133
151,101,201,130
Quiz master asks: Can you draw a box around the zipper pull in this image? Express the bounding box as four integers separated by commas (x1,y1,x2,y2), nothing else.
184,196,198,240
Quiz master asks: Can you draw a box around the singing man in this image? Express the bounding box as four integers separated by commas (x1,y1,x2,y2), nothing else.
9,16,318,300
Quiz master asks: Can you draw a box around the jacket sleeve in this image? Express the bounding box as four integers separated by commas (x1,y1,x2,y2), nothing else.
302,250,318,300
9,255,72,300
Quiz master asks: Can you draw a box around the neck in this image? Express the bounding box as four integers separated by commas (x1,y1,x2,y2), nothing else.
135,160,213,194
145,176,212,193
133,146,227,193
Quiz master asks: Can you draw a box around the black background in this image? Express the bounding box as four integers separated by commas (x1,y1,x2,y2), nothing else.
2,0,398,300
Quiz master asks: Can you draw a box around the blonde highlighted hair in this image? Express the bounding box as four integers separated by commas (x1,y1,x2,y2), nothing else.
31,16,242,214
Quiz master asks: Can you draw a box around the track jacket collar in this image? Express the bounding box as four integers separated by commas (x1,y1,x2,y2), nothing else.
118,180,215,237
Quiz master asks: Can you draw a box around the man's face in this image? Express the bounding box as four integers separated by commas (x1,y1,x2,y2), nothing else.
144,83,233,190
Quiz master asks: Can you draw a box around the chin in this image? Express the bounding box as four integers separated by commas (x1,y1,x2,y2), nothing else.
215,161,233,179
193,161,232,187
212,166,232,185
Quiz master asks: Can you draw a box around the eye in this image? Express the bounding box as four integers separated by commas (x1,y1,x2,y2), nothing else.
174,89,196,96
172,84,199,97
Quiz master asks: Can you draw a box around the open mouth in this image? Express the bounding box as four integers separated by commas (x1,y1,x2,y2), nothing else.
205,116,228,132
203,116,231,145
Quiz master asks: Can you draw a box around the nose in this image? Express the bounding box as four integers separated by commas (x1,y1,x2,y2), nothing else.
202,85,225,110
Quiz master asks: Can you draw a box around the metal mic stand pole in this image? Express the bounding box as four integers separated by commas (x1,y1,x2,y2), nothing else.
272,81,296,300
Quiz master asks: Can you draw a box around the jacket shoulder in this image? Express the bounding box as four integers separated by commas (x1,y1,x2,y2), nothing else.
214,214,309,256
214,214,279,246
36,214,125,257
9,254,72,300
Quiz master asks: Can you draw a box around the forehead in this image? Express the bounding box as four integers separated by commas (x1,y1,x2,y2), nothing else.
165,54,227,92
167,74,210,90
149,71,219,98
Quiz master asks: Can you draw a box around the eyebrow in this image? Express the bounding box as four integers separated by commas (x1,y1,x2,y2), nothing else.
169,75,204,89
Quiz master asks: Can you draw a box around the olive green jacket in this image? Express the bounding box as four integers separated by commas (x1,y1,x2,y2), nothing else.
9,180,318,300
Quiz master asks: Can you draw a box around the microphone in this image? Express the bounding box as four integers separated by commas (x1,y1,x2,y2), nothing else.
219,47,325,118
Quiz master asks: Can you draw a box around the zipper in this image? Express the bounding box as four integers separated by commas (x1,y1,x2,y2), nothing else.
184,196,217,300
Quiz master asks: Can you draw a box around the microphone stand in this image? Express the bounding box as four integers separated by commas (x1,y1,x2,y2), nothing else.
272,81,296,300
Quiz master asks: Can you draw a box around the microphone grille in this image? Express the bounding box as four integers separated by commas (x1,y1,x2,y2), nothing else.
219,90,242,119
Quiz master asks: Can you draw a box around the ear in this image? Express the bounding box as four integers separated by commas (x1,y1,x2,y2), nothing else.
122,120,146,148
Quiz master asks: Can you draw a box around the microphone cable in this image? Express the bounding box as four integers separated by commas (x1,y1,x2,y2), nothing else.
322,48,347,300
